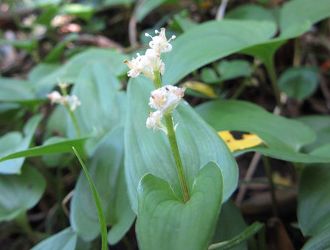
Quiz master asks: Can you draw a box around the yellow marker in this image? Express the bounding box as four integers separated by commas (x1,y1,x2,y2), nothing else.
183,81,217,98
218,131,263,152
273,172,292,187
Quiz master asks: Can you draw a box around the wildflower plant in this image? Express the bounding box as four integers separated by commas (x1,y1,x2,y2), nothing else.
1,1,329,249
47,82,81,137
124,28,237,250
125,28,190,201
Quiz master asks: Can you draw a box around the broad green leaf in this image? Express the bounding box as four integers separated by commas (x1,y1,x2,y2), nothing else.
45,106,67,138
35,49,128,96
125,77,238,212
217,60,252,82
60,4,95,21
278,67,319,100
212,201,248,250
28,63,60,83
71,62,126,154
310,144,330,158
298,165,330,236
201,68,220,84
0,167,46,221
172,11,197,32
162,20,276,84
242,0,330,75
302,224,330,250
71,127,134,243
136,162,223,250
36,4,58,27
279,0,330,38
0,137,86,164
196,100,330,163
0,77,37,103
28,0,61,8
32,227,77,250
297,116,330,152
226,4,276,23
0,115,42,174
135,0,170,22
101,0,134,8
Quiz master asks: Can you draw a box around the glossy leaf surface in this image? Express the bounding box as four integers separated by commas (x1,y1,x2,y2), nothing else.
125,77,238,212
0,167,46,221
136,162,223,250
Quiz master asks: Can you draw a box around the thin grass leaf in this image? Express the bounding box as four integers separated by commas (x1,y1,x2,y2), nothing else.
209,222,263,250
72,147,108,250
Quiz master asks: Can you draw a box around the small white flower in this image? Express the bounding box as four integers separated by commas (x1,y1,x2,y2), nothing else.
47,91,81,111
125,50,165,80
144,49,165,75
146,110,167,133
47,91,63,104
65,95,81,111
145,28,176,54
149,85,185,113
124,53,145,78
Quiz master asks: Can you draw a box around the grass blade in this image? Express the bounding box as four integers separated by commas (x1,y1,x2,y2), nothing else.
72,147,108,250
209,222,263,250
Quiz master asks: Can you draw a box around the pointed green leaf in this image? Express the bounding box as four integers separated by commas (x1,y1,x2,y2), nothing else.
196,100,330,163
297,116,330,152
162,20,276,84
0,115,42,174
0,77,36,102
242,0,330,72
32,227,77,250
71,62,126,154
35,49,128,96
0,137,86,164
225,4,276,23
279,0,330,38
298,165,330,236
0,167,46,221
302,224,330,250
278,67,319,100
136,162,223,250
125,77,238,212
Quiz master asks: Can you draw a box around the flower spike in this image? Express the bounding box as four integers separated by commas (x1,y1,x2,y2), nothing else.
145,28,176,54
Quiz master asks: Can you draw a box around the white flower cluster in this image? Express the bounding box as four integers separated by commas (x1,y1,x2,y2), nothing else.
47,91,81,111
146,85,185,133
125,28,175,80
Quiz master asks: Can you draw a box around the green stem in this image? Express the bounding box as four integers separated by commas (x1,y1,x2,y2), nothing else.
293,38,301,67
209,222,263,250
262,156,278,217
153,72,190,202
72,147,108,250
15,212,42,242
67,108,81,137
164,113,190,202
231,80,247,99
59,85,81,137
264,58,282,108
153,71,162,88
